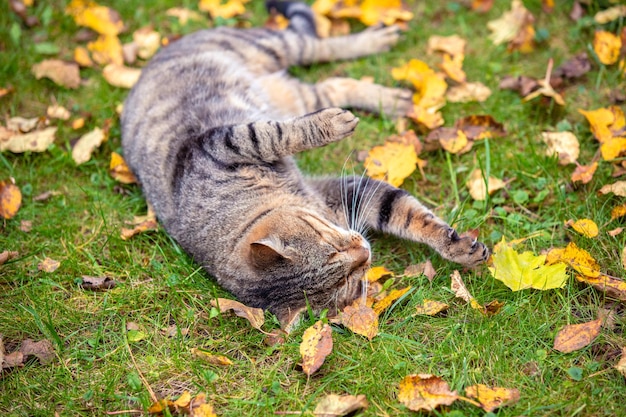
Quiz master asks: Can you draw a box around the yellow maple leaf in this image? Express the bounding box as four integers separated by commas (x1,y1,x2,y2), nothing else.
546,242,600,278
593,30,622,66
488,238,568,291
65,0,124,36
600,136,626,161
199,0,249,19
364,141,418,187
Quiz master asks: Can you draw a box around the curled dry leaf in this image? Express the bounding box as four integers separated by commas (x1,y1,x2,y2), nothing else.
313,394,368,417
397,374,459,412
414,299,449,316
403,259,436,282
300,320,333,376
450,270,482,310
19,339,55,364
72,127,106,165
102,64,141,89
0,126,57,153
191,348,233,366
465,384,520,412
32,60,81,89
364,141,418,187
79,275,116,290
553,318,602,353
0,179,22,219
565,218,599,238
466,169,506,201
542,131,579,165
575,275,626,302
571,162,598,185
120,218,158,240
0,250,19,266
523,59,564,106
427,34,466,57
74,46,93,67
210,298,265,330
38,257,60,273
109,152,137,184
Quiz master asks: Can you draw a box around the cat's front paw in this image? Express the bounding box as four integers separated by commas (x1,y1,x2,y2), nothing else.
378,87,413,118
445,228,490,267
361,24,402,53
315,108,359,143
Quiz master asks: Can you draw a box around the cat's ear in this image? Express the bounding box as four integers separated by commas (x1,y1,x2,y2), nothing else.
250,237,291,269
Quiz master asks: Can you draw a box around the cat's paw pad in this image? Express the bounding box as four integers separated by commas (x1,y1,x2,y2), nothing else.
446,228,490,267
316,108,359,142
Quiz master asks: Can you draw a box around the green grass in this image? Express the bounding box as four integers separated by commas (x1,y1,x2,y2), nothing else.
2,0,626,416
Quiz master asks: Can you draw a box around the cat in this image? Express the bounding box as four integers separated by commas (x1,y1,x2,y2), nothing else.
121,0,489,327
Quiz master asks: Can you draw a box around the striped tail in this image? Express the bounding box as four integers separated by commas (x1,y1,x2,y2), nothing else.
266,1,318,37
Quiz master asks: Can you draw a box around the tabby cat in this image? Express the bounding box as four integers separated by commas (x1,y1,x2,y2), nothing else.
121,1,489,326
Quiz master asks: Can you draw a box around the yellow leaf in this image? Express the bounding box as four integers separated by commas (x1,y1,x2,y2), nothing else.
199,0,249,19
408,105,444,130
541,131,579,165
364,141,418,187
414,299,449,316
373,286,411,315
440,53,466,83
450,270,484,311
133,26,161,60
391,59,434,87
300,320,333,376
571,162,598,185
546,242,600,278
594,5,626,24
341,301,378,340
0,179,22,220
566,219,599,238
88,34,123,66
465,384,520,412
109,152,137,184
465,169,505,201
489,238,568,291
575,274,626,302
191,348,233,366
397,374,459,412
611,204,626,220
365,265,394,282
487,0,534,47
578,106,625,143
194,403,218,417
553,318,602,353
210,298,265,330
313,394,368,417
173,391,192,408
439,129,469,154
65,0,124,36
358,0,413,26
72,127,107,165
413,74,447,110
102,64,141,89
593,30,622,66
600,136,626,161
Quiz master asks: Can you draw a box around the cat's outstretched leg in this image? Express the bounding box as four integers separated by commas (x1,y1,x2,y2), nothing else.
308,176,489,267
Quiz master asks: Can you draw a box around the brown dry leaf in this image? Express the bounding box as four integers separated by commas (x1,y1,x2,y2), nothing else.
109,152,137,184
446,82,492,103
427,35,466,57
341,301,378,340
120,218,158,240
455,115,506,140
554,53,592,80
46,104,71,120
166,7,205,25
593,31,622,66
0,250,19,266
465,384,520,412
0,86,15,99
571,162,598,185
575,274,626,302
102,63,141,89
38,257,60,273
553,318,602,353
546,242,601,278
450,270,483,311
73,46,93,67
487,0,534,52
615,347,626,377
88,35,123,65
191,348,233,366
210,298,265,330
565,218,599,238
264,328,287,346
397,374,459,412
414,299,449,316
19,339,55,364
133,26,161,59
199,0,250,19
313,394,368,417
79,275,116,290
403,259,436,282
0,126,57,153
364,141,418,187
466,169,506,201
65,0,124,36
32,59,81,89
300,320,333,376
0,179,22,220
72,127,106,165
599,181,626,197
499,75,539,96
608,227,624,237
542,131,579,165
373,286,411,315
33,190,61,202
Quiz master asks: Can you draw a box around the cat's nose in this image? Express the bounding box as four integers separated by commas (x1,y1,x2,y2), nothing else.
348,245,371,272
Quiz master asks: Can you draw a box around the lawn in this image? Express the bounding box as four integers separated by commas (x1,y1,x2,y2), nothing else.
1,0,626,416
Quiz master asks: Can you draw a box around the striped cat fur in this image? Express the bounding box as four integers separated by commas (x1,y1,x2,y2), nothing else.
121,1,489,325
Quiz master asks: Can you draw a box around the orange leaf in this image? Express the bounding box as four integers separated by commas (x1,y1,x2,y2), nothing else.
611,204,626,220
0,179,22,219
575,274,626,302
358,0,413,26
465,384,520,412
109,152,137,184
365,265,394,282
546,242,601,277
341,301,378,340
65,0,124,36
210,298,265,330
571,162,598,184
553,318,602,353
199,0,249,19
300,320,333,376
397,374,459,412
373,286,411,315
87,34,123,66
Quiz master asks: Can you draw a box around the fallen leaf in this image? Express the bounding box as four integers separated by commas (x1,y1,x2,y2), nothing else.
553,318,602,353
546,242,601,278
126,329,146,343
33,190,61,202
487,0,535,52
554,53,591,80
499,75,539,96
397,374,459,412
65,0,124,36
593,30,622,66
109,152,137,184
615,347,626,377
373,286,411,315
300,320,333,376
199,0,249,19
166,7,205,25
102,63,141,89
341,301,378,340
210,298,265,330
579,106,625,144
450,270,483,311
466,169,506,201
46,104,71,120
608,227,624,237
73,46,93,67
32,59,80,89
595,5,626,24
365,141,418,187
19,339,55,364
542,131,579,165
79,275,116,290
358,0,413,26
72,118,85,130
454,115,507,140
403,260,436,281
599,181,626,197
264,328,287,346
313,394,368,417
120,218,158,240
133,26,160,59
427,34,466,57
465,384,520,412
471,0,493,13
575,274,626,302
0,179,22,219
571,162,598,184
0,250,19,265
440,129,470,154
414,299,449,316
565,218,599,238
446,82,492,103
88,34,123,65
611,204,626,220
440,53,466,83
72,127,106,165
38,257,60,273
191,348,233,366
0,126,57,153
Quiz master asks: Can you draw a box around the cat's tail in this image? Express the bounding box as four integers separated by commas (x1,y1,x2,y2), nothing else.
266,1,318,37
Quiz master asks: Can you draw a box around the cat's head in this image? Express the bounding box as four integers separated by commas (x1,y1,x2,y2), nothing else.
243,208,371,326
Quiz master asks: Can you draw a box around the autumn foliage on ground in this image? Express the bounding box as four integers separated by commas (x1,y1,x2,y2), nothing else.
2,0,626,416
